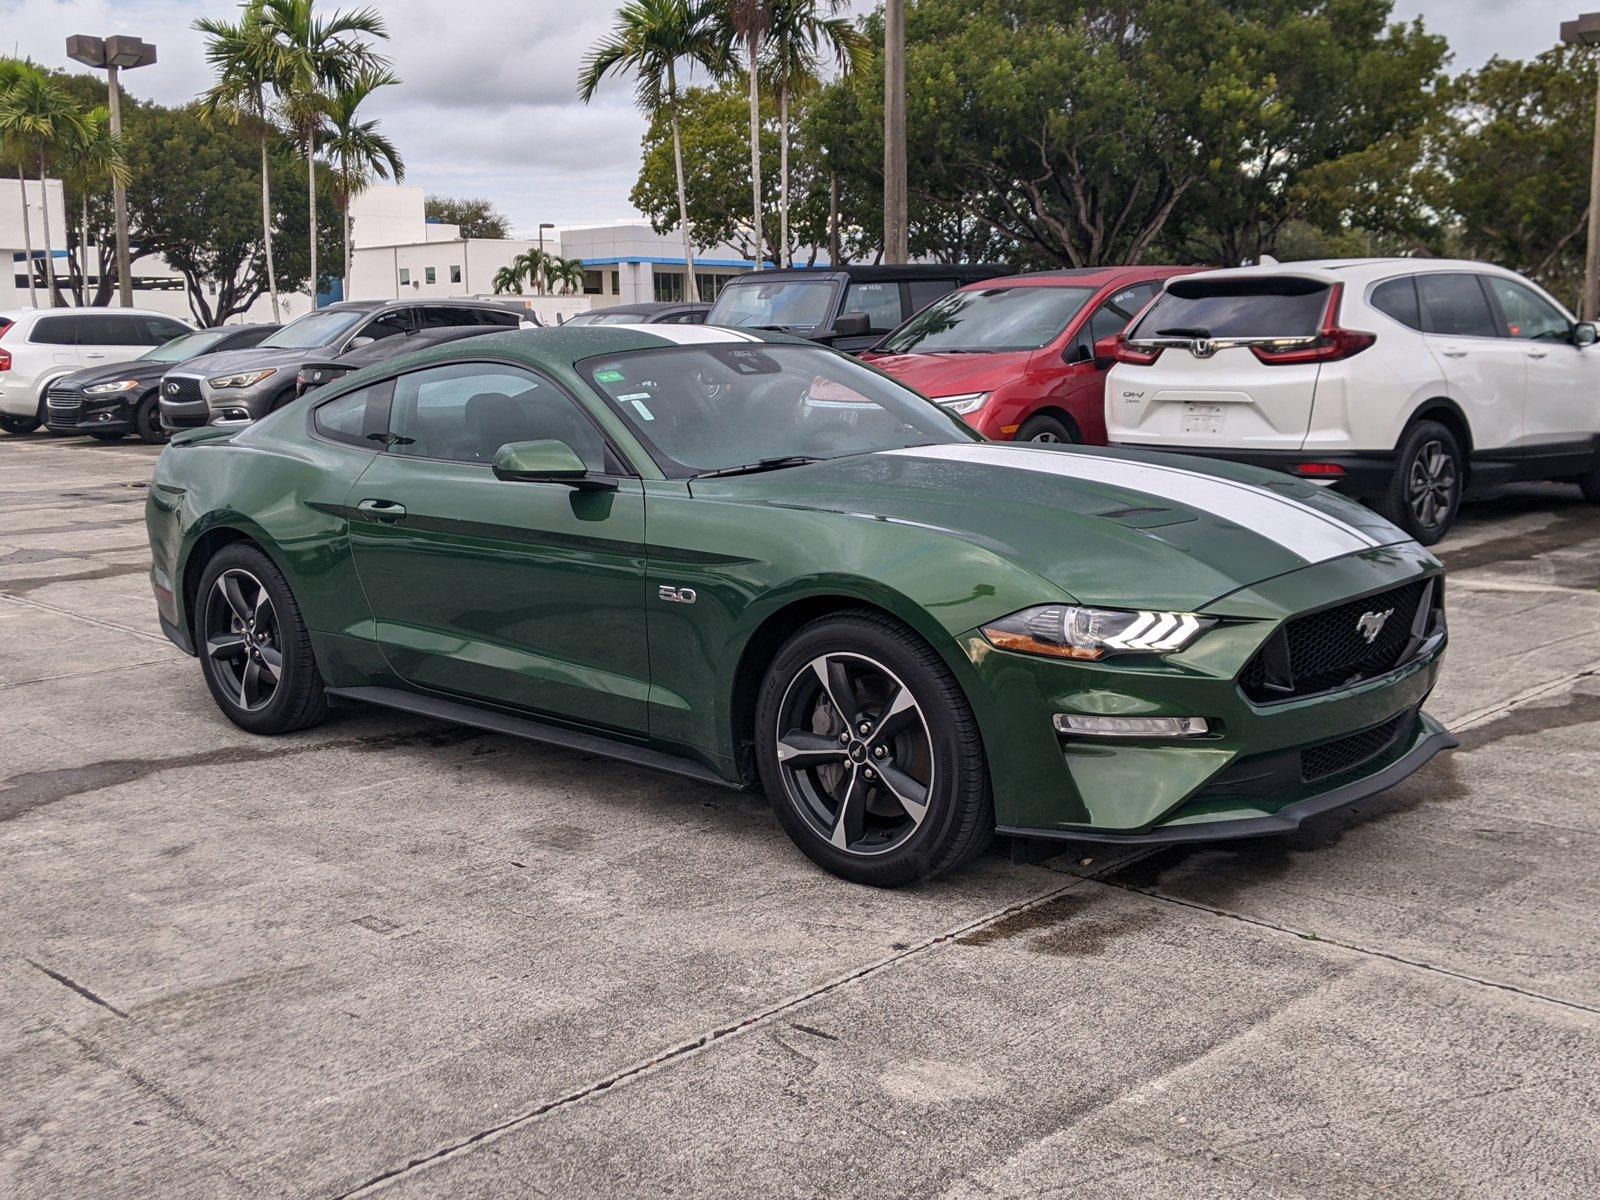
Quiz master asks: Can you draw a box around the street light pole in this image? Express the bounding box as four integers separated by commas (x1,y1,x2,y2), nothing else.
66,34,156,310
883,0,908,265
1561,14,1600,319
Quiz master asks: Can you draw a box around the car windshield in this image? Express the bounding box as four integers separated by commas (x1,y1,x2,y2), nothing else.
582,343,973,477
566,311,651,326
706,279,837,331
879,285,1097,353
139,329,234,363
259,309,368,349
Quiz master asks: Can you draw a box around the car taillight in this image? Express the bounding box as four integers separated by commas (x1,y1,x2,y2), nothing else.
1094,333,1162,366
1250,284,1375,365
0,348,10,372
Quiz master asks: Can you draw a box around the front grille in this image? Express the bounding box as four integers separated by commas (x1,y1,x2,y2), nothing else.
1300,712,1409,782
162,376,204,406
45,387,82,429
1239,578,1436,703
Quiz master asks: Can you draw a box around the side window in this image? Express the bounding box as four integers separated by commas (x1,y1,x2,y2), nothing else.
360,310,412,342
1484,277,1570,342
1370,277,1422,331
906,278,958,315
312,384,384,448
1417,273,1499,338
141,317,191,346
387,362,606,468
1089,283,1159,344
843,281,904,332
29,316,78,345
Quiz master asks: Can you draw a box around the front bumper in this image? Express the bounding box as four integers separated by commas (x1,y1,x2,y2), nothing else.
45,387,140,435
158,373,271,431
962,544,1454,841
1107,443,1398,497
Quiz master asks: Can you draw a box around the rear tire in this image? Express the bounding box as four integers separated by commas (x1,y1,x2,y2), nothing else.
1578,461,1600,503
195,543,330,736
1016,413,1077,444
755,610,993,887
0,414,39,434
1377,420,1462,545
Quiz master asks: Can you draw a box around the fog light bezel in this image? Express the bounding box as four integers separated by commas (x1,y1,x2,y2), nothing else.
1053,714,1212,739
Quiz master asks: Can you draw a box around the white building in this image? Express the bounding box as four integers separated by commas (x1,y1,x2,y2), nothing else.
346,185,757,320
1,175,307,325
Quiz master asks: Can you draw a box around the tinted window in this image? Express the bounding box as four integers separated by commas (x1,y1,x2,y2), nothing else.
30,316,78,345
313,384,383,448
582,343,970,477
706,278,837,331
79,315,146,345
1484,277,1570,342
388,362,604,468
140,329,234,363
1086,282,1160,348
1130,277,1330,338
843,281,903,332
906,278,960,315
881,285,1096,354
142,317,191,346
261,309,367,349
1417,274,1499,338
1370,277,1422,331
361,309,413,342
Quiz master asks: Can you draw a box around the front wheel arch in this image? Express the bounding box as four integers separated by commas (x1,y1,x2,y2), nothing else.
1400,398,1473,465
180,525,278,650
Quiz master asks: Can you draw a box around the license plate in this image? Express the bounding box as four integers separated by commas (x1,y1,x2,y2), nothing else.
1181,403,1224,435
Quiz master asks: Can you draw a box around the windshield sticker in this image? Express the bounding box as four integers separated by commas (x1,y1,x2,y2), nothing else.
595,368,626,384
629,399,655,421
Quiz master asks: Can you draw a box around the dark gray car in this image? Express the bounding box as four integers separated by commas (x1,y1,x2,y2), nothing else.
159,299,531,429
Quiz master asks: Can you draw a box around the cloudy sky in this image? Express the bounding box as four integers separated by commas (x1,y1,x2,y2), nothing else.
1,0,1568,236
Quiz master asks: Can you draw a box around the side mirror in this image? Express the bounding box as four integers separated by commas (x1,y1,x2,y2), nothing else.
492,439,614,489
830,311,872,339
1575,322,1598,347
1092,333,1123,367
348,335,375,349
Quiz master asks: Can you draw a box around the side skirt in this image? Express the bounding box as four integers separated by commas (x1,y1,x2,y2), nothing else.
325,685,741,791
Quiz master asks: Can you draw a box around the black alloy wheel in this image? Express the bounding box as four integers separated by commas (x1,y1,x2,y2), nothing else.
134,394,167,444
204,568,284,713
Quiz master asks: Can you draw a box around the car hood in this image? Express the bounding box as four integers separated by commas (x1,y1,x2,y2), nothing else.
54,358,164,390
706,442,1418,612
866,350,1035,397
173,346,317,376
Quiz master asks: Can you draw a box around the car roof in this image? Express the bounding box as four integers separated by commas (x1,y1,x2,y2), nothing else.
951,265,1201,291
725,264,1012,284
1182,258,1528,287
0,306,187,320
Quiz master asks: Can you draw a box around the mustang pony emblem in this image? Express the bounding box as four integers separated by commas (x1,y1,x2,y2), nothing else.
1356,608,1393,644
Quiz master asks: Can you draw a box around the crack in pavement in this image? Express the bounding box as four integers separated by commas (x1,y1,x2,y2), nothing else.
26,959,129,1019
330,874,1100,1199
0,591,173,644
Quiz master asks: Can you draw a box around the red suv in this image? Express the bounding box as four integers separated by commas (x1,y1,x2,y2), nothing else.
865,266,1201,443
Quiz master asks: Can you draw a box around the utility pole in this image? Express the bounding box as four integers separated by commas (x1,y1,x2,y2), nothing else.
883,0,908,264
537,222,555,296
66,35,156,309
1563,15,1600,318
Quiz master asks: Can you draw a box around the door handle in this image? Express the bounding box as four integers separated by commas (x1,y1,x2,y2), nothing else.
1440,349,1467,358
1526,349,1549,359
357,498,406,521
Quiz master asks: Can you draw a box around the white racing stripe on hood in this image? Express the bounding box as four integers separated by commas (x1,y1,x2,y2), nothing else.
607,323,763,345
885,443,1380,563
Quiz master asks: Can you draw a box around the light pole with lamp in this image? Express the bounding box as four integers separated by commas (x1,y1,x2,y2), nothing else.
536,222,556,296
65,34,157,310
1562,13,1600,319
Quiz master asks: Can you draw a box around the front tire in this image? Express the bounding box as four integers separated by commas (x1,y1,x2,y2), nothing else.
133,393,167,444
1378,420,1462,545
195,543,329,735
755,611,993,887
1016,413,1077,444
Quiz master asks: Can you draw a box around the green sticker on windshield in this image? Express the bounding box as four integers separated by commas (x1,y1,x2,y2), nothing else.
595,369,626,384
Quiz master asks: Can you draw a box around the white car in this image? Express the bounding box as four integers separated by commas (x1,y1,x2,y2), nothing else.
0,307,193,435
1102,259,1600,543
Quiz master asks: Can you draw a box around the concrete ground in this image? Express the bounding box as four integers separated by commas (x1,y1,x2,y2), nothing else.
2,428,1597,1200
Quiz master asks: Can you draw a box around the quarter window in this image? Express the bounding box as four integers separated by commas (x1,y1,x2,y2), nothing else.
1417,273,1499,338
1370,277,1422,331
1484,277,1571,342
29,315,78,345
313,384,383,448
387,362,606,468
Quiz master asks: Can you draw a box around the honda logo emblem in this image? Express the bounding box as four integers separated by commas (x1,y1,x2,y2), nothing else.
1356,609,1392,644
1190,338,1217,359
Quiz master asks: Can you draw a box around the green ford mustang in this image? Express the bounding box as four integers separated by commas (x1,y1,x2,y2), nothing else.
146,324,1455,886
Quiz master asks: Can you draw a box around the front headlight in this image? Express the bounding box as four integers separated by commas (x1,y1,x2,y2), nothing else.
83,379,141,395
208,368,276,389
935,391,989,414
981,604,1213,661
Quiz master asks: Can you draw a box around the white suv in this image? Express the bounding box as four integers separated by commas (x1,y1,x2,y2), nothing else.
1102,259,1600,543
0,308,193,435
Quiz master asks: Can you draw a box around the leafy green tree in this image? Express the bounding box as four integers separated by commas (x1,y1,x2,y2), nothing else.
425,195,511,239
59,106,129,306
580,0,729,301
323,65,403,293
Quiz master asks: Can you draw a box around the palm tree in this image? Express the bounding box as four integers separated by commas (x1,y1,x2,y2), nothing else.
766,1,866,266
0,72,88,304
546,255,588,296
492,249,546,296
579,0,727,304
724,0,773,268
59,106,130,305
491,261,527,296
197,2,285,320
258,0,391,307
0,60,42,306
323,66,403,298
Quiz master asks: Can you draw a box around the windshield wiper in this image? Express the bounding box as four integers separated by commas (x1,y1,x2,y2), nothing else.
1155,326,1211,338
693,455,823,479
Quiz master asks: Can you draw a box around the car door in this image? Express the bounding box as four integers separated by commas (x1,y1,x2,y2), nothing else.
76,313,142,365
1416,272,1525,452
344,359,649,734
1056,281,1162,443
29,314,87,375
1482,274,1597,448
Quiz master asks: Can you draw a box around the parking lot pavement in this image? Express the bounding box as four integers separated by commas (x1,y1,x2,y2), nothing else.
2,428,1597,1200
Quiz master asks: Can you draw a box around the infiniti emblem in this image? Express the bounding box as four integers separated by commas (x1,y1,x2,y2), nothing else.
165,382,179,395
1356,608,1393,645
